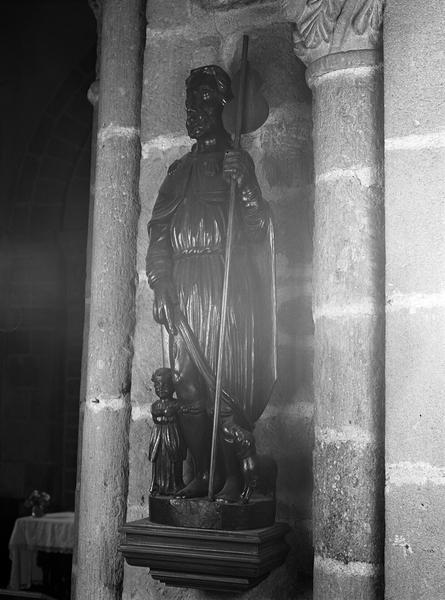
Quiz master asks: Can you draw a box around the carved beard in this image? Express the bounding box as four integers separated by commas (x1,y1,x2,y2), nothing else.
186,107,220,140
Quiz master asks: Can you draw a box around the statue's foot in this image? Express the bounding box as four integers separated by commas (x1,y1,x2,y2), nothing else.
174,476,209,499
215,477,242,504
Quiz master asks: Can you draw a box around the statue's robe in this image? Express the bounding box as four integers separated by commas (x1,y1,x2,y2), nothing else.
146,147,276,429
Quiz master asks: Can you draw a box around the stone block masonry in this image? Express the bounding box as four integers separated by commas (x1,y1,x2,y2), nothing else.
384,1,445,599
73,0,445,597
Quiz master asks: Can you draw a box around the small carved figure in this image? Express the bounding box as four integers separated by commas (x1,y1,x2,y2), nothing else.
148,368,186,496
146,65,276,503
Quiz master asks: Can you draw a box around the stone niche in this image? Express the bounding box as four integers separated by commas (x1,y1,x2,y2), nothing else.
123,2,315,598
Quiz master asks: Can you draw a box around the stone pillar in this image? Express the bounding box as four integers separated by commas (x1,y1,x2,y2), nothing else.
71,77,99,600
384,2,445,598
284,1,385,597
74,0,144,598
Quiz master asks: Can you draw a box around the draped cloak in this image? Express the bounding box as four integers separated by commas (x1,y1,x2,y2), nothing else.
146,148,276,428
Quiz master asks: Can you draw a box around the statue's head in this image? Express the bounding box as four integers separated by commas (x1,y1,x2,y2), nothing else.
151,367,175,399
185,65,233,140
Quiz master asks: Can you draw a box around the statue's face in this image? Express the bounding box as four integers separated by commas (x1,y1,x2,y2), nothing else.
153,375,174,399
186,80,222,140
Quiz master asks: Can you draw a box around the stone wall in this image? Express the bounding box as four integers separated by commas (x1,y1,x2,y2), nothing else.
384,1,445,598
124,1,314,598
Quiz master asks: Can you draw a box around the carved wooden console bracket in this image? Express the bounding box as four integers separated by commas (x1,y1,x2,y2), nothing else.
120,519,290,592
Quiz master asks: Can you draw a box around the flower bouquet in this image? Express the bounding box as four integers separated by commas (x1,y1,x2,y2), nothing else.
24,490,51,518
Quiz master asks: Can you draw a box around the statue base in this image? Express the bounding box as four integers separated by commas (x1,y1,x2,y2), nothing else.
149,494,276,530
119,518,290,592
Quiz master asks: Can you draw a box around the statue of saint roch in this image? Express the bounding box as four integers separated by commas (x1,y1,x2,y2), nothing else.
121,45,290,592
146,64,276,506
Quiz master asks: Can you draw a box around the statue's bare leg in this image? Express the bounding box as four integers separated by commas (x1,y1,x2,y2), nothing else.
170,334,217,498
214,438,242,503
175,407,211,498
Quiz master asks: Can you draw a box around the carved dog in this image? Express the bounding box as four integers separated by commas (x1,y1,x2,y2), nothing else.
241,453,277,503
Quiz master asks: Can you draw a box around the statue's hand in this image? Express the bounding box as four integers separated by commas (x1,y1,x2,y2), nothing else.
153,279,178,336
223,149,255,190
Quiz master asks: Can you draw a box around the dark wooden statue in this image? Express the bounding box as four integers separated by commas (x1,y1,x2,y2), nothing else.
145,64,277,505
148,368,186,495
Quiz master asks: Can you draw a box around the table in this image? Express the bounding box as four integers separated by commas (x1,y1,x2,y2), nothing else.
8,512,74,591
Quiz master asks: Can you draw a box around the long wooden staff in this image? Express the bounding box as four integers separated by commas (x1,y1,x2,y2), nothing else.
208,35,250,500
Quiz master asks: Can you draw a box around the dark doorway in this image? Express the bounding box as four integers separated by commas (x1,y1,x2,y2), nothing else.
0,1,96,593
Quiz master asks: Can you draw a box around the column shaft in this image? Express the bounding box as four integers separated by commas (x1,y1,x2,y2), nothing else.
71,79,99,600
74,1,144,599
310,52,385,599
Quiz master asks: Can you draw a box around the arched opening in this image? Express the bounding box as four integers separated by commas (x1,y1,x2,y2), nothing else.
0,2,96,590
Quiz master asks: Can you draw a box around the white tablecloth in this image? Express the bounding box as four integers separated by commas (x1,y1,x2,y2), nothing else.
8,511,74,590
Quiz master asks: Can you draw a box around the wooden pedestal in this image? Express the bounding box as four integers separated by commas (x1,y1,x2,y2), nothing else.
119,519,290,592
149,494,276,530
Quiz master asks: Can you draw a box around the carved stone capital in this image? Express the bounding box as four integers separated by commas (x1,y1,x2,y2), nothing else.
283,0,384,67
